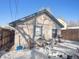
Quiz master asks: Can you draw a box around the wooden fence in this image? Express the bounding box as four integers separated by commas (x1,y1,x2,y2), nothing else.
61,29,79,41
0,28,15,51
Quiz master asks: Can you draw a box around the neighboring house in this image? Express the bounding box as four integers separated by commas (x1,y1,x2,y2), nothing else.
61,26,79,41
0,27,15,51
9,9,63,49
58,18,67,29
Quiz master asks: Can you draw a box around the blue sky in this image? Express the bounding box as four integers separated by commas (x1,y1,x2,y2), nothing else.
0,0,79,25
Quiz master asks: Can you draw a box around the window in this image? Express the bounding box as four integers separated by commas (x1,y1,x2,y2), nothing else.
0,32,1,36
35,26,42,36
52,29,57,38
0,32,2,40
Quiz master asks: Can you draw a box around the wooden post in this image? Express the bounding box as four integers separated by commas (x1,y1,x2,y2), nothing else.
19,35,21,46
32,17,36,45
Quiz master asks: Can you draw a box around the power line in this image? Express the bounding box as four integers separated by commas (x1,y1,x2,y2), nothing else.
14,0,18,20
9,0,13,20
9,0,19,20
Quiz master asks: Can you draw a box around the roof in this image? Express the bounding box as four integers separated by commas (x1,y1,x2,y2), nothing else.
9,9,64,27
67,26,79,29
0,26,10,30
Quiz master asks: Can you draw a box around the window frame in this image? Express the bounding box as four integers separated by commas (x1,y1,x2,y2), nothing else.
35,26,42,37
52,29,58,38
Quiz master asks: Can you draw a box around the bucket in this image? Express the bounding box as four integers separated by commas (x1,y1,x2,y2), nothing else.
16,45,23,51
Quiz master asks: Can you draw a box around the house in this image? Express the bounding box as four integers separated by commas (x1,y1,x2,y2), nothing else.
0,26,15,51
9,9,64,49
57,18,67,29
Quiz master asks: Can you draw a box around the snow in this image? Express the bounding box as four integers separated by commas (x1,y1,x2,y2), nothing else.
0,40,79,59
0,49,62,59
0,51,6,57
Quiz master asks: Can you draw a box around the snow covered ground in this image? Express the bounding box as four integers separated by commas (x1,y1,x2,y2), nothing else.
0,47,79,59
0,49,62,59
0,40,79,59
0,51,6,57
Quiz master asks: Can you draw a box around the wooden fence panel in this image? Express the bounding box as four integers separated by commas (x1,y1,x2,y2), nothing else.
0,28,15,51
61,29,79,41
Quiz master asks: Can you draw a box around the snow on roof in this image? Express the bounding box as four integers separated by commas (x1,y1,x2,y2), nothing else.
57,18,67,29
67,26,79,29
0,25,15,30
